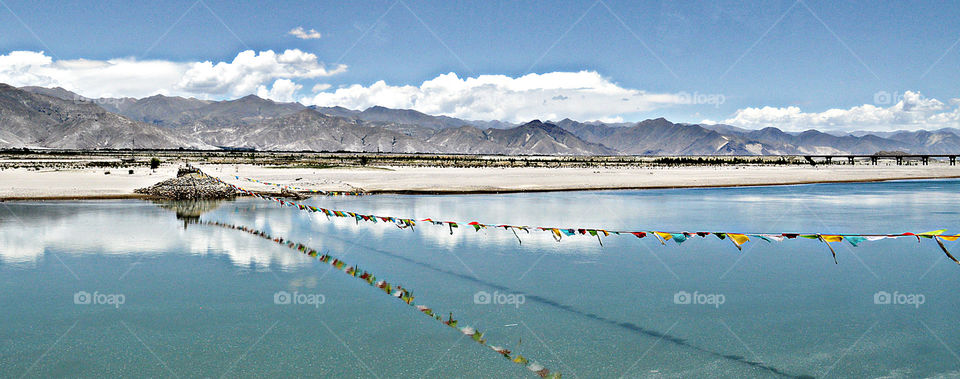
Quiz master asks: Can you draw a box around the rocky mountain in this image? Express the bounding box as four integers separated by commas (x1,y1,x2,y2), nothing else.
196,110,613,154
209,109,435,152
10,84,960,155
427,120,615,155
557,118,758,155
326,105,469,129
310,105,517,130
102,94,304,128
103,95,211,126
0,84,209,149
557,117,960,155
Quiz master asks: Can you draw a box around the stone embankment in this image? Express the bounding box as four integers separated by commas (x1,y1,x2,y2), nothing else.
135,166,237,200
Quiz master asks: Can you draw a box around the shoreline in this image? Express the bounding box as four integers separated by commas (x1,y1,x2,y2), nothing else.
361,175,960,195
4,173,960,201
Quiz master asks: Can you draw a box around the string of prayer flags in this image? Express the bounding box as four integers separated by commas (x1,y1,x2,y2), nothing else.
201,220,561,378
200,170,960,267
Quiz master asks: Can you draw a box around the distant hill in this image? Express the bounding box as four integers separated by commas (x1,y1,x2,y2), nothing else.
427,120,616,155
1,84,209,149
556,118,960,156
10,84,960,155
310,105,518,130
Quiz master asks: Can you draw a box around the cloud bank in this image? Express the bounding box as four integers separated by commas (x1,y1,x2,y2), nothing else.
0,49,345,99
2,49,958,131
711,91,960,132
303,71,688,123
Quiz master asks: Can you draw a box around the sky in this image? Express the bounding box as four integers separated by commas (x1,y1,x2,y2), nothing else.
1,0,959,132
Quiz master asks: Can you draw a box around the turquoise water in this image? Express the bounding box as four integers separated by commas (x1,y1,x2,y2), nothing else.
1,180,959,378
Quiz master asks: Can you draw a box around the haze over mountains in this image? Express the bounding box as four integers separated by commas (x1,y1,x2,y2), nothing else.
4,84,960,155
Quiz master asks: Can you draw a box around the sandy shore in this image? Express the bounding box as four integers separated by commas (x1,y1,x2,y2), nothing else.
200,163,960,195
0,166,178,200
3,163,960,200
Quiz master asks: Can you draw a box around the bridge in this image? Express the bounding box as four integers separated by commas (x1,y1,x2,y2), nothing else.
803,154,958,165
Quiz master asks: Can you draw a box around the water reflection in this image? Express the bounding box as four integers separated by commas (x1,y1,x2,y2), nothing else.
3,181,960,377
0,200,313,270
152,199,229,227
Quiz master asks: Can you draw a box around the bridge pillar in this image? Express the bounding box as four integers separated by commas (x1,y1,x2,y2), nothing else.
922,156,929,165
848,156,854,165
871,156,878,165
952,156,956,166
896,157,903,165
825,157,832,164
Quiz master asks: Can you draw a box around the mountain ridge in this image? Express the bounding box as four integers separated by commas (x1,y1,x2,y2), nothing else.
10,84,960,155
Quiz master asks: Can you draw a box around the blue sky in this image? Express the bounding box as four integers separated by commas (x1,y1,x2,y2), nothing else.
1,0,959,131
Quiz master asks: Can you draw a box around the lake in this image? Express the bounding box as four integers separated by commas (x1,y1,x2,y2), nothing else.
2,180,959,378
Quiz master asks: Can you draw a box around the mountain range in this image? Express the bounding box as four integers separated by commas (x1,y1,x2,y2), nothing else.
4,83,960,155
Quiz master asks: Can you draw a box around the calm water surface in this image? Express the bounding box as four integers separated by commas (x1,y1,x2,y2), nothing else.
1,180,959,378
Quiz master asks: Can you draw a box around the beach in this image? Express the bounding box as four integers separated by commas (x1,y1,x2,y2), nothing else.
3,161,960,200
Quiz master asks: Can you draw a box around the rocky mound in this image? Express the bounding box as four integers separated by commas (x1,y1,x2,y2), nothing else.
135,173,237,200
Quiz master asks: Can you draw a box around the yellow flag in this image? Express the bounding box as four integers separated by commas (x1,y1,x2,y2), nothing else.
940,235,960,241
820,235,844,243
919,229,947,236
655,232,674,241
728,233,750,246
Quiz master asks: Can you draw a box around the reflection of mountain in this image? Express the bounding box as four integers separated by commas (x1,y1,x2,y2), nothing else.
0,201,311,269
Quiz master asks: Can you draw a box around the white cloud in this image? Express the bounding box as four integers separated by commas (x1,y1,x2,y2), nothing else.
713,91,960,132
0,49,345,99
256,79,302,102
177,49,345,96
288,26,322,40
301,71,687,122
